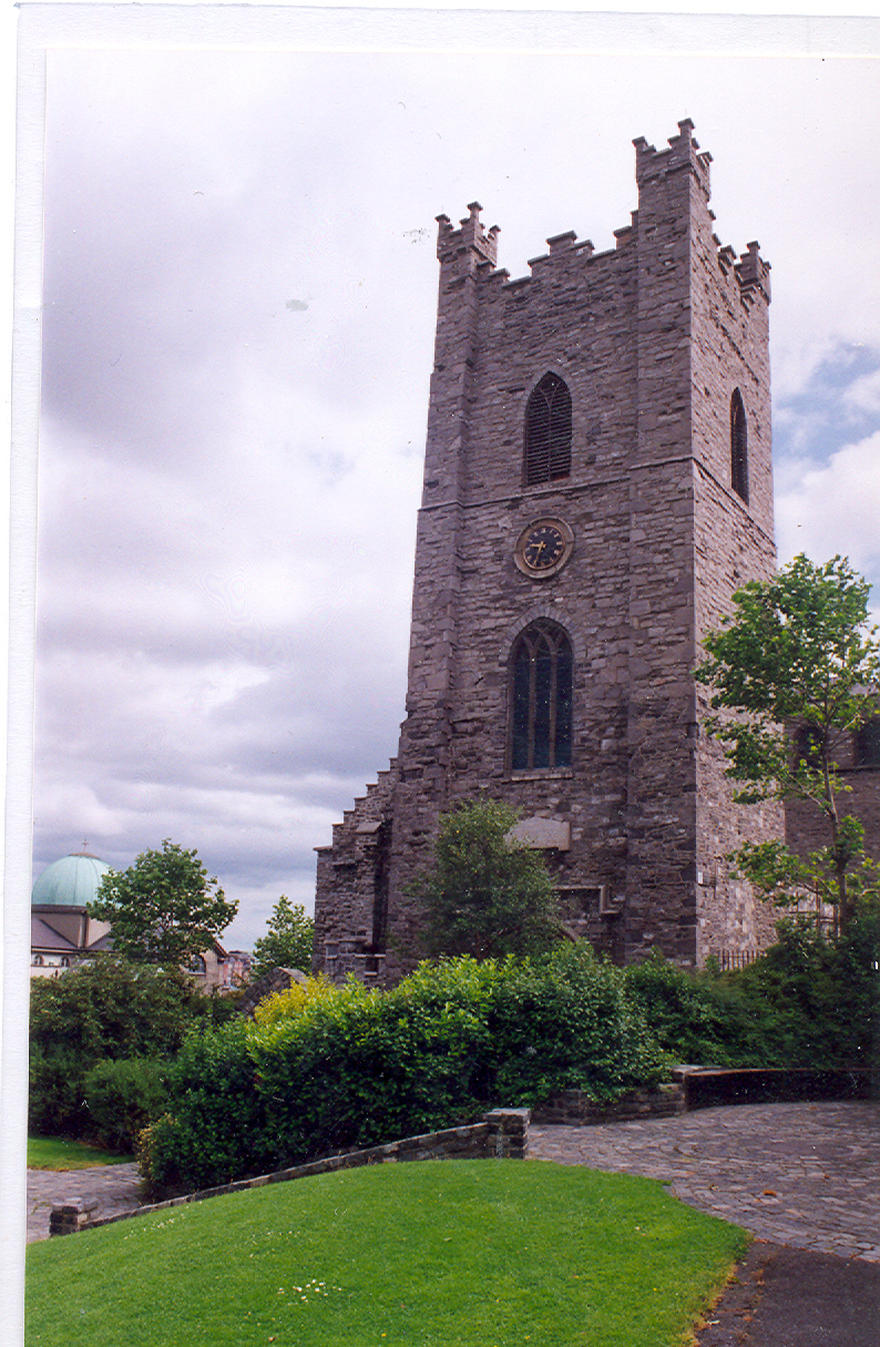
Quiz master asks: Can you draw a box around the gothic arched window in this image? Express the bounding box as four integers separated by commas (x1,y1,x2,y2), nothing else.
731,389,749,503
524,373,572,485
510,619,573,769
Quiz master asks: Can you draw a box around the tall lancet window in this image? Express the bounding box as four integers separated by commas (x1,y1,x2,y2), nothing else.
510,619,573,770
731,388,749,503
524,373,572,485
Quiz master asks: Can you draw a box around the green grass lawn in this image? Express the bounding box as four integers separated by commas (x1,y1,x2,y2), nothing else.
26,1159,746,1346
27,1135,132,1169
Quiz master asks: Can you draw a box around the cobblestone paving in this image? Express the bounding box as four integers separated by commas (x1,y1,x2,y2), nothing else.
27,1162,143,1243
530,1100,880,1262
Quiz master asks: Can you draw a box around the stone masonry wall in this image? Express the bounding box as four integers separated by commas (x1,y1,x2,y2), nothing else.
621,123,776,963
314,122,782,982
383,205,644,976
313,759,398,981
786,769,880,867
684,124,781,961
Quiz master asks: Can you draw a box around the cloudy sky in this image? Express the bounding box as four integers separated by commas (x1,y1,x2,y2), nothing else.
23,8,880,949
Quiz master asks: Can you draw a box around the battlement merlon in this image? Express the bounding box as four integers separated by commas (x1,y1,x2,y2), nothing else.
526,231,595,271
736,240,772,302
634,120,770,302
436,202,500,266
633,118,712,199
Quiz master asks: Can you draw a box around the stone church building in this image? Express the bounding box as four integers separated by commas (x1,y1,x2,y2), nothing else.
313,120,813,984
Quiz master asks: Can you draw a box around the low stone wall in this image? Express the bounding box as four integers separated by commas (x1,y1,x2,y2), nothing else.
49,1198,100,1237
673,1066,874,1111
51,1070,873,1237
532,1082,684,1125
50,1108,530,1237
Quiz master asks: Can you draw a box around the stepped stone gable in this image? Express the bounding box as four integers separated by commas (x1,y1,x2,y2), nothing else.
314,120,782,985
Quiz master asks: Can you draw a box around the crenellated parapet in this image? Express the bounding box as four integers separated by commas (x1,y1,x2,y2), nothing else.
633,117,712,198
436,201,499,266
633,121,771,309
434,123,769,311
735,239,771,301
437,221,606,296
526,230,595,274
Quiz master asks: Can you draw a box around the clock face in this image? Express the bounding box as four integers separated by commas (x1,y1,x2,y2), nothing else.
523,524,565,569
514,518,573,579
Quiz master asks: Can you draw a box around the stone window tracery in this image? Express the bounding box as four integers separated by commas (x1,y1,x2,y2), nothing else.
731,388,749,503
524,373,572,485
510,619,573,769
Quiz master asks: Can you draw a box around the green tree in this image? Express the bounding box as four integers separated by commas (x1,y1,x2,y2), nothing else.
696,554,880,934
250,896,315,978
410,797,562,959
89,839,238,965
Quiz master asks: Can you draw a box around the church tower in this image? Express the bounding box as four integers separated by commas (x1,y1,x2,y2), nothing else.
314,121,780,984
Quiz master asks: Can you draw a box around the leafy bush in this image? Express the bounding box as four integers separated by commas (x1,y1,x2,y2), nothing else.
251,970,489,1163
251,975,333,1028
138,922,879,1199
29,954,231,1139
410,798,562,958
485,945,666,1103
141,946,669,1197
624,914,880,1071
831,901,880,1067
623,953,747,1066
83,1057,169,1152
29,1044,88,1138
734,909,880,1069
139,1017,276,1196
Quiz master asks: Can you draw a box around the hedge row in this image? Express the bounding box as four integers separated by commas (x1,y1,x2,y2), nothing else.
30,911,879,1182
140,945,667,1196
623,909,880,1070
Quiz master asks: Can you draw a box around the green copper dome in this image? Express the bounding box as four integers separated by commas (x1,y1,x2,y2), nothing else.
31,850,111,908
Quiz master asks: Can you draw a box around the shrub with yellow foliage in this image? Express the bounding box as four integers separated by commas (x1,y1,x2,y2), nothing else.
252,975,334,1029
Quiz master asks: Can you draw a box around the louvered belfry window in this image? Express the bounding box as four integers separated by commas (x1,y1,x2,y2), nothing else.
730,389,749,503
524,373,572,485
511,619,573,770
